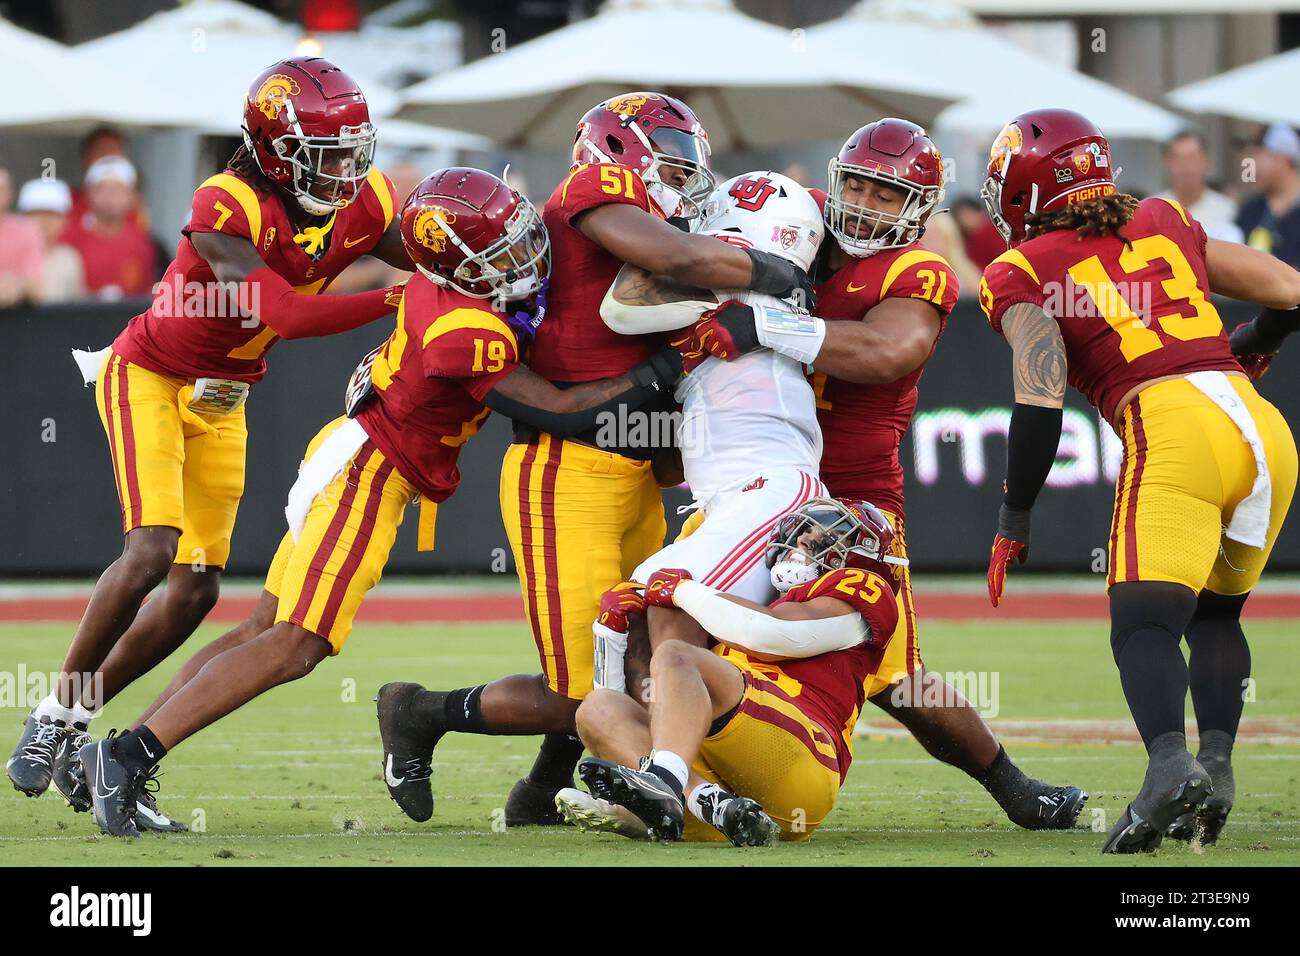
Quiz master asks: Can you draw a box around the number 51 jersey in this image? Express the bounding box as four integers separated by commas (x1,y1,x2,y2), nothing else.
978,196,1240,424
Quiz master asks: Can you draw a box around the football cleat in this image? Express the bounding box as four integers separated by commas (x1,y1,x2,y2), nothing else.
578,757,684,841
135,770,187,833
1008,784,1089,831
1103,760,1212,855
51,726,92,812
6,714,68,797
710,795,781,848
505,776,570,827
1168,736,1234,845
80,737,142,839
554,787,650,840
375,682,436,822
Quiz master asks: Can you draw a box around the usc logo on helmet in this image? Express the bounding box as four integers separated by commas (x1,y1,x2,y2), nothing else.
253,73,302,120
413,207,457,252
989,123,1023,164
604,94,648,118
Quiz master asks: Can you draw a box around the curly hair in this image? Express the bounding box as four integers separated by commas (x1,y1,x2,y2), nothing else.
1024,192,1141,245
225,143,271,193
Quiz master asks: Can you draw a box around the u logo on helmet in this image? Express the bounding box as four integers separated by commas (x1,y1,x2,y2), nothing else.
989,123,1023,164
414,207,457,252
604,94,648,118
254,73,302,120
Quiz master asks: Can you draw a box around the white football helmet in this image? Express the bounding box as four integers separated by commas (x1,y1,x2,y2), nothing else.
697,171,824,274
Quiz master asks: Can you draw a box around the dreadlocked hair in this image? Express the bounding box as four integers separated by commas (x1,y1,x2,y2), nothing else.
225,143,274,197
1025,192,1141,246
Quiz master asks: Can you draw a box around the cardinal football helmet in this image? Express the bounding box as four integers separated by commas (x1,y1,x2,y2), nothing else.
826,118,945,257
242,57,376,217
766,497,906,592
400,167,550,310
572,92,714,220
980,108,1116,247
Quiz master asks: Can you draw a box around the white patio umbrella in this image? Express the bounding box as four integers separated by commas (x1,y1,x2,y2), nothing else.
77,0,488,149
1167,48,1300,129
807,0,1184,140
394,0,965,150
0,17,190,130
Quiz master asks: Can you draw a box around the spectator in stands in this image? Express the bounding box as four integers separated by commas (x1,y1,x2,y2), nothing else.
1158,129,1241,242
60,156,158,301
951,195,1005,272
17,178,85,303
1237,123,1300,268
0,167,44,309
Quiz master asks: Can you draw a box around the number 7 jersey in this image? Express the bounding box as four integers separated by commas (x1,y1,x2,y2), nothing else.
978,197,1240,423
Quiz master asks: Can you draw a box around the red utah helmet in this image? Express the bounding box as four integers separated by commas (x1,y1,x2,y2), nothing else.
572,92,714,219
981,108,1116,247
242,57,376,216
400,167,550,309
766,497,907,593
825,118,945,257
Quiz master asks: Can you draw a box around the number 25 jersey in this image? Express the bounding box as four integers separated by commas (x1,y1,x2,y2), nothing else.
978,197,1240,423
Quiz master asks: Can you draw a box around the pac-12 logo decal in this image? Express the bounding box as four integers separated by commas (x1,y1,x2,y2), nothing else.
729,175,777,211
414,207,457,252
253,73,301,120
1073,152,1093,176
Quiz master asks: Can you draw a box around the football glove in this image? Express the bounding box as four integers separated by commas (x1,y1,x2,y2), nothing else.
987,503,1030,608
689,300,762,361
645,568,693,608
597,580,647,633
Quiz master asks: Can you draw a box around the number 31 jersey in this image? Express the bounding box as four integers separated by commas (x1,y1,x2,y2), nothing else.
978,197,1240,423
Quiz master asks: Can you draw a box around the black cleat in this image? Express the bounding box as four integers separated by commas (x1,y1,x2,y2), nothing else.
578,757,684,841
1168,735,1234,846
1009,785,1089,831
1103,756,1212,855
81,737,142,838
50,726,91,812
505,776,571,827
134,770,187,833
713,795,780,847
6,714,68,797
376,682,436,822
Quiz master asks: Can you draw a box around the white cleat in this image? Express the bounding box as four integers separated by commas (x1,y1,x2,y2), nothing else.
555,787,650,840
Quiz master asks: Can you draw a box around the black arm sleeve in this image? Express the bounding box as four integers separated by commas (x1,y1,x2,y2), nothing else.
1229,305,1300,355
1004,403,1063,512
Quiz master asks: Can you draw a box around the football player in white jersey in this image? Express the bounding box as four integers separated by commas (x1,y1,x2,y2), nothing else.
592,172,855,690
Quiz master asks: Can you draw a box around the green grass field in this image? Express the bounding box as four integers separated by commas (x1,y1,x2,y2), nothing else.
2,617,1297,866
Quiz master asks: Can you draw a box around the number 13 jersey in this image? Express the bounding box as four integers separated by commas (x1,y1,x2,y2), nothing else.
978,196,1240,423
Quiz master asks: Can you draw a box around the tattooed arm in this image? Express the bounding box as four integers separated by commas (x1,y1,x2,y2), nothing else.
1002,301,1067,409
987,301,1067,604
600,262,720,335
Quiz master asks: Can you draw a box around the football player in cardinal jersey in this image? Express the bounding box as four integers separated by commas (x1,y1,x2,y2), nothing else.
686,119,1086,831
5,58,412,826
459,92,817,825
979,108,1300,852
74,169,683,838
558,499,901,845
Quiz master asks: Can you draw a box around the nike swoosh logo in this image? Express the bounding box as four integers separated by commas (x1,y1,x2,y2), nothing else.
141,741,155,759
846,281,870,293
384,754,405,788
93,744,118,801
343,235,370,249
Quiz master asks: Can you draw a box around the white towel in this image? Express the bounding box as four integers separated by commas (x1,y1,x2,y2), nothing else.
1185,371,1272,549
72,346,113,386
285,418,369,542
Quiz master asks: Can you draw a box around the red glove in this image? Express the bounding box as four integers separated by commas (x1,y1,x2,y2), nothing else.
987,535,1028,608
645,568,693,608
690,300,760,361
668,326,708,375
1236,352,1274,382
597,581,647,632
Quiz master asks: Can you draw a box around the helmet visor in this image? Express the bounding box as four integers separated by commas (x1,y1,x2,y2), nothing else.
648,126,715,214
766,500,863,575
290,123,376,208
456,199,551,303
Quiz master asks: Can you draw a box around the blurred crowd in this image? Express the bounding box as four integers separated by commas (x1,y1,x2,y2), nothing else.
3,121,1299,309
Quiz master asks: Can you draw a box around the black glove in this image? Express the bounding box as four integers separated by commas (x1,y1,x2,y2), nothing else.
744,248,816,310
1229,305,1300,357
629,345,684,391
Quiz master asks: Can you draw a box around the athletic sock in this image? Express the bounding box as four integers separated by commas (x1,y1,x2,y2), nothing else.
645,750,688,802
524,732,584,790
113,726,167,775
411,685,491,740
1113,627,1189,748
1186,615,1251,738
1196,728,1235,809
71,701,98,730
973,745,1034,805
32,693,75,726
688,782,728,827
